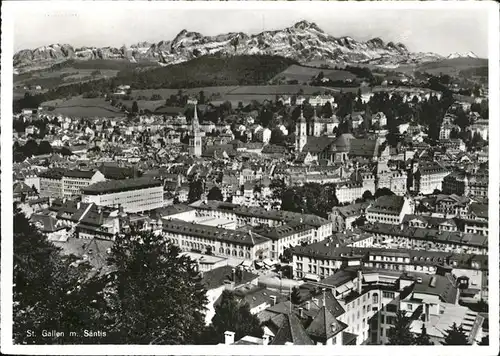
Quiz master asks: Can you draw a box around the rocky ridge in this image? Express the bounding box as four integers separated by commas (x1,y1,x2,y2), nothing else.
14,20,444,72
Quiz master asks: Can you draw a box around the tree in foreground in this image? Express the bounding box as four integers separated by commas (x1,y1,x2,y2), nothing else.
387,310,415,345
291,286,302,305
442,322,469,345
207,186,223,201
362,190,373,201
201,290,262,344
414,324,433,345
374,187,395,199
104,231,207,344
13,205,105,344
188,179,204,203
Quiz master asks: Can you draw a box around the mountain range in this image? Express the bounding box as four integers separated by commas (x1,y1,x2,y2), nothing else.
14,20,474,73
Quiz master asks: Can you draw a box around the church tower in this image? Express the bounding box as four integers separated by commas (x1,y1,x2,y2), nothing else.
190,101,202,157
311,108,321,137
295,108,307,152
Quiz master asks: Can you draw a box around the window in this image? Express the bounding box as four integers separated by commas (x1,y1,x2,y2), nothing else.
383,291,395,299
372,293,379,304
386,304,398,313
407,304,413,311
386,316,396,325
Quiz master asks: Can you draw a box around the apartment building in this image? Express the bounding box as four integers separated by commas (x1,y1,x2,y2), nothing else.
413,161,450,195
371,269,484,345
252,221,315,259
161,218,271,261
377,171,407,196
435,194,471,217
366,195,414,225
39,168,66,198
462,203,488,236
62,170,106,198
442,170,488,198
82,178,164,213
362,223,488,255
335,175,375,204
191,200,333,242
329,202,370,232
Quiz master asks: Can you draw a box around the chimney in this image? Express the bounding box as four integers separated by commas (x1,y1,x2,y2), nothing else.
331,287,336,297
298,307,304,318
305,301,311,310
425,303,430,323
262,333,270,346
224,331,235,345
270,295,277,306
357,270,363,295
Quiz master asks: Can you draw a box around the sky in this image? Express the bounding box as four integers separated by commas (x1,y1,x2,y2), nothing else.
13,6,490,58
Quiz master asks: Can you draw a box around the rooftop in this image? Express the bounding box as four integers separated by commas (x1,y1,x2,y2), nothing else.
361,223,488,248
201,265,258,290
82,178,162,195
366,195,406,214
252,221,314,241
161,218,270,247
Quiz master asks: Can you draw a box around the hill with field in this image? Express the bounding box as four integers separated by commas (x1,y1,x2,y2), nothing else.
415,57,488,76
271,64,357,84
13,55,299,112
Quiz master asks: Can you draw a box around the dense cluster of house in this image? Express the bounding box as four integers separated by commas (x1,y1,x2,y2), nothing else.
12,83,489,346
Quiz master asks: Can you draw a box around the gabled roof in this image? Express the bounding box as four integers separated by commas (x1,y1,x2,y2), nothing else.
13,182,35,194
306,306,347,341
349,138,378,158
302,136,335,154
30,214,65,232
367,195,405,214
271,313,314,345
468,203,488,219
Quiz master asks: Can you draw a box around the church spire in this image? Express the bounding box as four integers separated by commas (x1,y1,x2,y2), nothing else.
299,107,306,122
192,103,200,133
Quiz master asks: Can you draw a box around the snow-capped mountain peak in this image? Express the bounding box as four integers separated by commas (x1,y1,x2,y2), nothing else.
14,20,445,72
447,51,478,59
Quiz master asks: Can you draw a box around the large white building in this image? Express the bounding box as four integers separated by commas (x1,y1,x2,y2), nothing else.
252,221,316,260
82,178,164,213
191,200,333,243
161,218,272,261
366,195,414,225
413,161,450,195
62,170,106,198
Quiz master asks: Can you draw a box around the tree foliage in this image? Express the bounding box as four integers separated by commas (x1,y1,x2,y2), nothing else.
374,187,395,199
387,310,415,345
13,206,209,344
104,231,207,344
202,290,262,344
442,322,469,345
188,179,204,203
13,205,106,344
270,128,285,145
414,324,433,345
279,183,339,218
14,55,298,113
291,286,302,305
207,186,223,201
